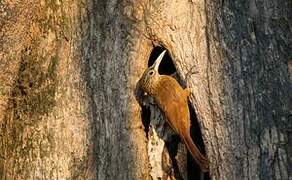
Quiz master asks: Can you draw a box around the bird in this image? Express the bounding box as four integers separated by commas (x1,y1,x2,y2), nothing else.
140,50,209,172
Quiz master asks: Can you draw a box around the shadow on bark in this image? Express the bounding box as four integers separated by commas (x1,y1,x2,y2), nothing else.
80,0,150,179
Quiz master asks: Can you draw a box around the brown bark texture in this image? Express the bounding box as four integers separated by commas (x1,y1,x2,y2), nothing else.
0,0,291,180
0,0,149,179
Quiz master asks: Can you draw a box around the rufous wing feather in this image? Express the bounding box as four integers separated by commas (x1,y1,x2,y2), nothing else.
182,134,209,172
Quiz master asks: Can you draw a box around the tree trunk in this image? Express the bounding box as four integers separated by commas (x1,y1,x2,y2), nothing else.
0,0,149,179
0,0,291,180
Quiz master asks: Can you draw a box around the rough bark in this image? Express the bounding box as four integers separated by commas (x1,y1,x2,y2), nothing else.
0,0,291,180
0,0,149,179
0,0,98,179
204,1,292,179
130,0,291,179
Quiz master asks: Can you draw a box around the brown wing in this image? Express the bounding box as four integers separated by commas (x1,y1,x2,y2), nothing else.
155,76,190,135
155,76,209,171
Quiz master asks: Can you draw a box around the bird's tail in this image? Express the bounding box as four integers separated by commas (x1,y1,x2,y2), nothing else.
182,134,209,172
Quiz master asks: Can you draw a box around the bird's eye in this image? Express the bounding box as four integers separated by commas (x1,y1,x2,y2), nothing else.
149,71,154,76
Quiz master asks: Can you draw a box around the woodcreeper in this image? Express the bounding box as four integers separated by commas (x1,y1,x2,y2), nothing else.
140,50,209,172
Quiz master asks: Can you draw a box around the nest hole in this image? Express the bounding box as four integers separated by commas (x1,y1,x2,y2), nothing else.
141,46,209,179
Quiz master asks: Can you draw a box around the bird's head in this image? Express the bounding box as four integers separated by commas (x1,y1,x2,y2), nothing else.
140,50,166,95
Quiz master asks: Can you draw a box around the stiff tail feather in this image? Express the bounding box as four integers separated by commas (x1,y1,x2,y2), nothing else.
182,135,209,172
